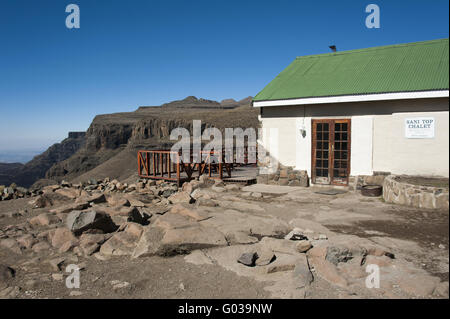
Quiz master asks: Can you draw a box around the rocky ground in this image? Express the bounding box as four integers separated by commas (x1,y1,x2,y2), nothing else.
0,177,448,299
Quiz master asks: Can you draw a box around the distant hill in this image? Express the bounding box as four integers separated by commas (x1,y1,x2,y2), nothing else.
0,134,86,188
0,162,24,186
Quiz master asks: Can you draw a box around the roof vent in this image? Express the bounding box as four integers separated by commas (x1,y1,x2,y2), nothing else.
329,45,337,52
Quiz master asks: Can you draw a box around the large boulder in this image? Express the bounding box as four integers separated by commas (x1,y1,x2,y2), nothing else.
79,233,110,256
51,227,78,249
168,191,194,204
100,223,143,256
159,225,227,255
181,180,200,194
132,213,227,258
66,210,117,235
200,211,289,244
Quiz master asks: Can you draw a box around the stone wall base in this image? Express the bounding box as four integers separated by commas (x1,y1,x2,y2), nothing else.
257,166,309,187
383,175,449,210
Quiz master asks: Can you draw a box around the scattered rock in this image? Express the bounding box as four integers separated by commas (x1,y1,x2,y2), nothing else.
285,228,308,241
296,240,312,253
292,254,314,288
266,254,301,273
29,213,60,226
308,255,348,288
168,191,195,204
51,227,78,249
66,210,117,235
99,224,143,256
76,193,106,205
55,188,80,199
255,248,276,266
31,241,51,253
251,192,262,198
29,195,53,208
237,252,258,267
48,257,66,271
14,234,36,250
52,273,64,281
325,246,355,265
50,202,90,215
106,195,130,207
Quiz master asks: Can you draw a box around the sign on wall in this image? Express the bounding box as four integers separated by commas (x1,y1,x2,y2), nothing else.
405,117,435,139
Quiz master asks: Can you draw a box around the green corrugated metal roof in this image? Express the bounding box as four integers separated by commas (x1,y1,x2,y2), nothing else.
253,38,449,102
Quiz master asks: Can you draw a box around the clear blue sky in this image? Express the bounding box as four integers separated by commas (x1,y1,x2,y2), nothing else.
0,0,448,152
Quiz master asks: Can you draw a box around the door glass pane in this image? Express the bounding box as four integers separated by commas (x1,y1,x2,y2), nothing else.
332,121,349,183
316,168,322,177
341,123,348,131
314,121,331,183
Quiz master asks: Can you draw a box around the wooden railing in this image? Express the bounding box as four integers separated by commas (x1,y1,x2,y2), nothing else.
138,146,257,186
138,150,182,184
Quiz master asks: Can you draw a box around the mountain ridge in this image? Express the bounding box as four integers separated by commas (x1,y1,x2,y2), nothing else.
0,96,258,188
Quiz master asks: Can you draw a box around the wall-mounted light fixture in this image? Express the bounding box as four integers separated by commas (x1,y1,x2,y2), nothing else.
299,125,306,138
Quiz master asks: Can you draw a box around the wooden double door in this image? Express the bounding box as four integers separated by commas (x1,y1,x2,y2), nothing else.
312,119,351,186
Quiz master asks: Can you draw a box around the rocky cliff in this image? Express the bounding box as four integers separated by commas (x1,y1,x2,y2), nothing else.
40,96,259,185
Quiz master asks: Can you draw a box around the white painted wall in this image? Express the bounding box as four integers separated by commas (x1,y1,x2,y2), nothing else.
258,97,449,178
350,116,373,175
295,117,312,176
373,111,449,177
